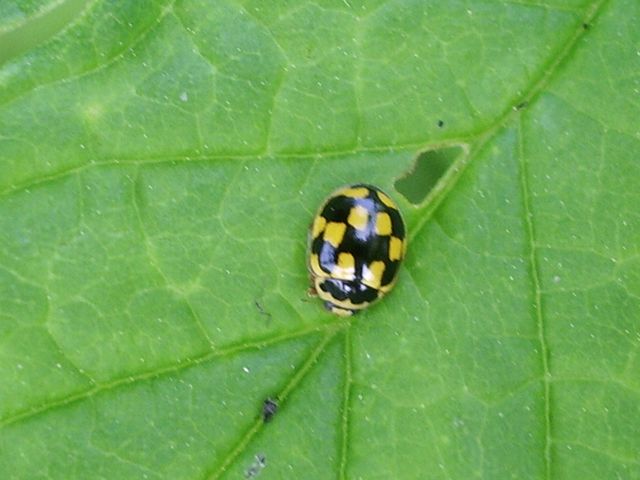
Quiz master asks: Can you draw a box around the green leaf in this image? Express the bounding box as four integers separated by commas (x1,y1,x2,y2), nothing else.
1,0,638,478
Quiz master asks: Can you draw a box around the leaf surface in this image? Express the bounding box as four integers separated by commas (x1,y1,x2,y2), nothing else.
0,0,639,478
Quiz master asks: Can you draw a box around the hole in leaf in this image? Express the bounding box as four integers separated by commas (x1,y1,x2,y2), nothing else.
395,145,465,205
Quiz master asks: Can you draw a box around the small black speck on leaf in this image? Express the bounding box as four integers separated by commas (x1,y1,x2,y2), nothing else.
437,120,444,128
254,300,271,319
262,397,278,422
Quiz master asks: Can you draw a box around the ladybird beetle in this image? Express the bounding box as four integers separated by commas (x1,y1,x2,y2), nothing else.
307,184,406,316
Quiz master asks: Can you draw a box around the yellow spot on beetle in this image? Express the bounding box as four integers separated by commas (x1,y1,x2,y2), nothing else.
312,216,327,238
324,222,347,247
330,305,354,316
363,260,385,289
389,236,403,261
377,191,397,209
340,186,369,199
333,252,356,280
347,205,369,230
375,212,392,235
309,254,325,277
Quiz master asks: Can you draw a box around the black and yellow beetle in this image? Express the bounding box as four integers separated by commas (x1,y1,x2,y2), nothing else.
307,184,406,316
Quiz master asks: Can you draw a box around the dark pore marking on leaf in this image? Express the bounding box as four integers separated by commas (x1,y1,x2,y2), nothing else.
437,120,444,128
395,144,465,205
262,397,278,423
254,299,272,320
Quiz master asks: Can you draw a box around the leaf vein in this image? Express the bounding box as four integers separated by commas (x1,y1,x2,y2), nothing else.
517,116,552,479
0,0,176,109
0,324,337,429
338,328,353,480
204,329,341,479
131,167,215,347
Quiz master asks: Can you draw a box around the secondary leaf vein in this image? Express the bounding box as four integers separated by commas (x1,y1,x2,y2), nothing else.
517,116,552,479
